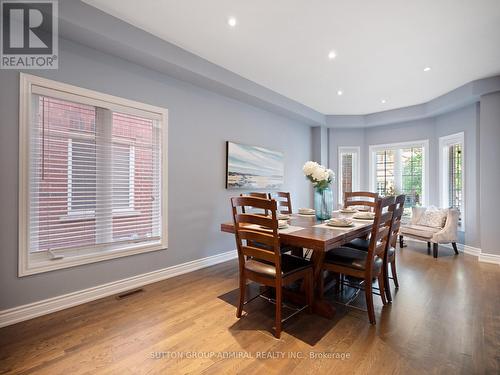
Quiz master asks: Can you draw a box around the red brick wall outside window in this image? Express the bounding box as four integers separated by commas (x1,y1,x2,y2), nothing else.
31,97,156,253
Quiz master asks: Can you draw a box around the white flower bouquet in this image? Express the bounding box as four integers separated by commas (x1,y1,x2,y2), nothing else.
302,161,335,191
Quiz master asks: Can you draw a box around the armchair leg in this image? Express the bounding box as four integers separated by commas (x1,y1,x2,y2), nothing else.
433,243,438,258
427,242,431,255
452,242,459,255
399,235,405,248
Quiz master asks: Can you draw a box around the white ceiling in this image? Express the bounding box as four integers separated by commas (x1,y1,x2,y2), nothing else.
84,0,500,115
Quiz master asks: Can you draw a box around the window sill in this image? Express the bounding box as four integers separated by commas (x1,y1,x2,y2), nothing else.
59,209,141,222
20,239,167,277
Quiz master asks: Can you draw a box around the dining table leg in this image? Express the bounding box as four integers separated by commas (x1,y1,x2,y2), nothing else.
309,250,336,319
281,250,335,319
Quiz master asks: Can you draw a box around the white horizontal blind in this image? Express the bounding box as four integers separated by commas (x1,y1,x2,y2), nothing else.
29,95,162,254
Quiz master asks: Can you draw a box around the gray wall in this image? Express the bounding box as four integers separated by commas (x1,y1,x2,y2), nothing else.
328,104,480,247
435,104,480,247
479,92,500,255
0,39,312,310
328,128,365,204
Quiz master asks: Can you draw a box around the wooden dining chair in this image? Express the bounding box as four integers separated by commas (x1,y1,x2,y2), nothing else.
345,194,405,302
240,192,269,215
383,194,405,302
268,192,293,214
344,191,379,212
231,196,313,338
319,196,395,324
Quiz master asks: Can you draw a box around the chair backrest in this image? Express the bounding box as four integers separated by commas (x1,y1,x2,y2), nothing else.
344,191,379,212
240,192,269,215
365,196,396,274
389,194,406,248
269,192,292,214
231,196,281,272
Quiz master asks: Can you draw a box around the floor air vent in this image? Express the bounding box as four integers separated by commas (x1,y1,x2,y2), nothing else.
116,288,144,299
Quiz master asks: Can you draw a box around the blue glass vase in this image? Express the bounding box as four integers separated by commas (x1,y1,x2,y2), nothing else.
314,187,333,220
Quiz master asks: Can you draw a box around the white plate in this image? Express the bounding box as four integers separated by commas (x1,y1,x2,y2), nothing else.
339,209,357,214
353,213,374,220
326,219,354,227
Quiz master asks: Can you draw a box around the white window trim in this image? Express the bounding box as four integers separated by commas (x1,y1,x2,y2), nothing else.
338,146,360,204
19,73,168,277
439,132,465,229
368,139,429,206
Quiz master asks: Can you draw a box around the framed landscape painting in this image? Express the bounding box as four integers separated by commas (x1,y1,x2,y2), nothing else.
226,141,284,189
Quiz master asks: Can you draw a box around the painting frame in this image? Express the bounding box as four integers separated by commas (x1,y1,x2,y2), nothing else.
225,141,284,190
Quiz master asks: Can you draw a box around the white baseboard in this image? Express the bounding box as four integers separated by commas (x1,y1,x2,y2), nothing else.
403,239,498,264
478,252,500,265
441,243,482,257
0,249,237,328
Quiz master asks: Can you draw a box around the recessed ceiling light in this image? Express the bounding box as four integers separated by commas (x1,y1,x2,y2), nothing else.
381,99,387,104
423,67,431,72
328,50,337,60
227,17,237,27
337,90,343,96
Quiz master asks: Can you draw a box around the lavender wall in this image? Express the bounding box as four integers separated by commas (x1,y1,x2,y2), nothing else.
0,39,312,310
328,104,479,247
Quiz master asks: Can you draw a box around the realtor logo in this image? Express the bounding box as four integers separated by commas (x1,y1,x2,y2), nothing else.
1,0,58,69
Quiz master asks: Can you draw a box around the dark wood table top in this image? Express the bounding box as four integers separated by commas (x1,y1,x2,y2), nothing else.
220,212,373,251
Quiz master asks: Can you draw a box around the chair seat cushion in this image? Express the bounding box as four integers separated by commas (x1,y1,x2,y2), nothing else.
244,254,311,278
325,247,383,273
345,238,369,251
345,239,395,259
400,224,440,239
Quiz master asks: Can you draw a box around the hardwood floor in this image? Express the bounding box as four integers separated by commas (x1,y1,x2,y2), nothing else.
1,242,499,374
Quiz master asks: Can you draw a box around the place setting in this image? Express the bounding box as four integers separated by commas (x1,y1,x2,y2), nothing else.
314,217,360,230
352,211,376,221
297,207,316,217
339,206,357,214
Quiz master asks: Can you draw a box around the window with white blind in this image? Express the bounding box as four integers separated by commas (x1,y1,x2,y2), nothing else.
19,74,168,276
439,132,464,227
338,147,360,204
369,140,429,215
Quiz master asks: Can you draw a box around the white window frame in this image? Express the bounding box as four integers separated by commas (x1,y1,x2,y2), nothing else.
369,139,429,206
439,132,465,229
338,146,360,204
18,73,168,276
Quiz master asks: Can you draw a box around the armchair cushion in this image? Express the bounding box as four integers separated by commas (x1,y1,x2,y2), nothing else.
410,207,427,225
400,224,441,239
416,206,448,228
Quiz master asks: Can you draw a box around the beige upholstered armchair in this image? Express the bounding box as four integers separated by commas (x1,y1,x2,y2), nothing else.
399,207,460,258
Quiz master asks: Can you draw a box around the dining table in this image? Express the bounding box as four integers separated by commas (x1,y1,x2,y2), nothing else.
220,211,375,319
